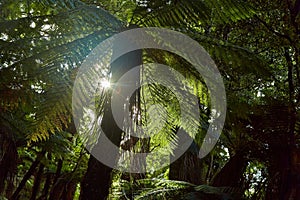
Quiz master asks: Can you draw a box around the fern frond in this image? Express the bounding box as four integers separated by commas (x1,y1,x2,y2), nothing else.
133,0,256,27
0,2,123,143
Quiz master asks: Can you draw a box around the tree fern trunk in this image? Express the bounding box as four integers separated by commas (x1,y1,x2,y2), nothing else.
49,159,63,200
37,153,53,200
80,25,142,199
211,152,247,187
0,128,18,196
277,47,300,199
10,151,45,200
37,171,52,200
62,181,77,200
169,128,204,185
80,155,115,200
30,163,44,200
169,141,203,184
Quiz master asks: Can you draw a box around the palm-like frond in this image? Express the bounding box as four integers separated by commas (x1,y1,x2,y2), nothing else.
111,178,241,199
132,0,256,27
0,0,123,142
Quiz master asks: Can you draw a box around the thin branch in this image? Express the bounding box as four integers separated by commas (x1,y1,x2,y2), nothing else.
254,15,292,43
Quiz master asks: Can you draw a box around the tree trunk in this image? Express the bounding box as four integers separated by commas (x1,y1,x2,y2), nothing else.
80,155,115,200
10,151,45,200
276,47,300,199
289,147,300,199
211,152,247,187
30,163,44,200
62,181,77,200
37,171,52,200
49,159,63,200
169,128,204,185
169,141,203,185
48,179,64,200
0,127,18,196
80,25,142,200
37,154,53,200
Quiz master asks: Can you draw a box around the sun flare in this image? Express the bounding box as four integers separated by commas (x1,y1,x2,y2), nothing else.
100,79,110,88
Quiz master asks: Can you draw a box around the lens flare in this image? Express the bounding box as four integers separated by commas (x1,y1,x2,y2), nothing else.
100,79,110,88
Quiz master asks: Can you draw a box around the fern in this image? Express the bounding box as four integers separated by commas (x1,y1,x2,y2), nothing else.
132,0,256,27
0,0,123,142
111,178,241,199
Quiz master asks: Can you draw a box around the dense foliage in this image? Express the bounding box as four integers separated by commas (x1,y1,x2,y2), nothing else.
0,0,299,199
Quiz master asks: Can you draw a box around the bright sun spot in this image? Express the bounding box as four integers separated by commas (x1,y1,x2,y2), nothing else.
100,79,110,88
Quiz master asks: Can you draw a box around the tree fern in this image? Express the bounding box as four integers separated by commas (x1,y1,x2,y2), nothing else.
0,0,123,142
